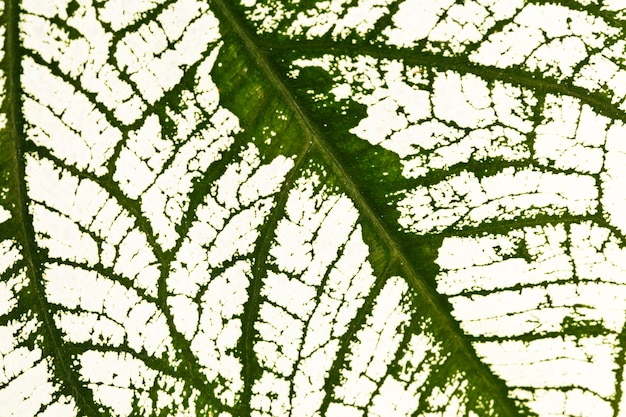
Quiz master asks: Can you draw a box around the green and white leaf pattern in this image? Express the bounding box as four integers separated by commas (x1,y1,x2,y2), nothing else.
2,0,626,416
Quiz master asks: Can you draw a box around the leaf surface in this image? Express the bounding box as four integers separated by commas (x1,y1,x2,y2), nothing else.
1,0,625,416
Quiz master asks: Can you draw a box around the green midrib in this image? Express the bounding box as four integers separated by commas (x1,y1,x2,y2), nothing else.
210,1,524,415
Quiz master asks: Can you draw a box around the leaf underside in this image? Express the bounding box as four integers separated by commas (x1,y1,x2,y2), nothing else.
1,0,626,416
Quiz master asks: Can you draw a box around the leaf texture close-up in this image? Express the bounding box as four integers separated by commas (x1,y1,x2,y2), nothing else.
1,0,626,416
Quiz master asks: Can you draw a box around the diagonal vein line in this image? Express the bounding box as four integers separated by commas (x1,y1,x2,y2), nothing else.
210,1,522,415
3,0,103,415
238,141,311,415
269,39,626,124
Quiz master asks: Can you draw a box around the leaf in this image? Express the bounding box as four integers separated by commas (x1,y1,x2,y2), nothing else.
0,0,624,416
